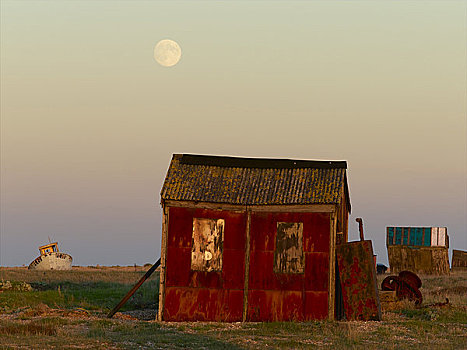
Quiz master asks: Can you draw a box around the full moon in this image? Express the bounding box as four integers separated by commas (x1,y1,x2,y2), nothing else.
154,39,181,67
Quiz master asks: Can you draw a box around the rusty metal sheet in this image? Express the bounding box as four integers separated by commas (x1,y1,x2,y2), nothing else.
164,287,244,322
246,211,331,321
247,290,304,321
304,252,329,291
304,291,329,320
381,273,423,305
249,251,304,291
336,240,381,321
166,246,192,287
164,207,246,322
164,207,333,322
246,289,329,321
250,212,330,254
220,249,247,289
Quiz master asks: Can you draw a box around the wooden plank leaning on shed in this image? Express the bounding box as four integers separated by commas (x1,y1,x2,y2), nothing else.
336,240,381,321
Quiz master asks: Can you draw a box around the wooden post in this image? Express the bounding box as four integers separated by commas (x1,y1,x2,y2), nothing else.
158,205,169,321
328,211,337,320
356,218,364,241
242,208,251,322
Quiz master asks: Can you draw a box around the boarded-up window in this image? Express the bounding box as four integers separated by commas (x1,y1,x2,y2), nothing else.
274,222,304,274
191,218,224,272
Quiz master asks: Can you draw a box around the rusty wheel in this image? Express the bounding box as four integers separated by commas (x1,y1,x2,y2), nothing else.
381,275,423,305
381,276,398,291
398,270,422,289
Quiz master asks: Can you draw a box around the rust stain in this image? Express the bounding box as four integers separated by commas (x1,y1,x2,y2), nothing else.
164,207,333,322
191,218,224,272
336,240,381,321
274,222,304,274
381,271,423,305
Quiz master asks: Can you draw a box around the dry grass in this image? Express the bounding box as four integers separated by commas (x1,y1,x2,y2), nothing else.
0,266,159,315
0,267,465,349
419,271,467,306
377,270,467,306
0,317,63,336
0,266,152,285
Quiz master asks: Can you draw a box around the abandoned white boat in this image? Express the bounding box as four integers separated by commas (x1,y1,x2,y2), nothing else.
28,242,72,270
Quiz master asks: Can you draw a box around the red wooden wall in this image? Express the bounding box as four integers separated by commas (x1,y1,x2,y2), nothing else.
164,207,246,321
247,212,330,321
162,207,331,322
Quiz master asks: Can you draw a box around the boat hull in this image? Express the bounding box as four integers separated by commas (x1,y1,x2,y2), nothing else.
28,252,73,270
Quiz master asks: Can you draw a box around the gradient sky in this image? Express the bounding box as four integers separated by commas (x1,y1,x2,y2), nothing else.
1,1,466,267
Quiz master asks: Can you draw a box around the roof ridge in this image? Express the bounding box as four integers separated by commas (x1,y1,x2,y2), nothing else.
175,154,347,169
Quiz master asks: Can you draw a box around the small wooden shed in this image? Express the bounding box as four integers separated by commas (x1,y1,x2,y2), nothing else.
158,154,351,322
386,227,450,274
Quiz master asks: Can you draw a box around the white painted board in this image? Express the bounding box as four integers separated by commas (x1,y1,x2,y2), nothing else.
431,227,447,247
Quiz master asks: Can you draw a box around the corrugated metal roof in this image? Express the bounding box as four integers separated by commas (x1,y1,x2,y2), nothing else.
161,154,350,208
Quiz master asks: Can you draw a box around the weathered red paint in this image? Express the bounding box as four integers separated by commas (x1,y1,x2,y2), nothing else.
381,271,423,304
247,211,330,321
304,252,329,291
335,240,381,321
164,207,246,321
249,212,330,253
164,287,244,322
163,207,332,321
247,290,304,321
304,292,329,320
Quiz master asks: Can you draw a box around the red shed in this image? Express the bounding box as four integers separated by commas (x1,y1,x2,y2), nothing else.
158,154,351,322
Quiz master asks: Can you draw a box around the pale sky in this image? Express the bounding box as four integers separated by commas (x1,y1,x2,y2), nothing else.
1,1,466,266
